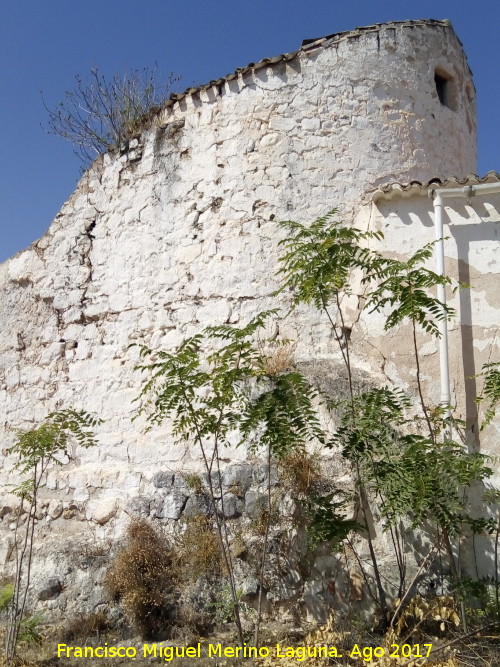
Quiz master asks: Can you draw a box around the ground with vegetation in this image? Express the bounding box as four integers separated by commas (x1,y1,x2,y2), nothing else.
1,608,500,667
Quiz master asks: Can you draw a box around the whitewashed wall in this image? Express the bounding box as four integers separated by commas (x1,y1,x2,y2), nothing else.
371,186,500,458
0,20,485,611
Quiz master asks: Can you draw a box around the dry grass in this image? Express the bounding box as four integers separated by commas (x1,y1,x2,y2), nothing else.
172,516,223,582
59,610,110,643
259,340,296,376
279,448,321,495
2,615,499,667
255,611,462,666
104,519,175,639
103,516,226,641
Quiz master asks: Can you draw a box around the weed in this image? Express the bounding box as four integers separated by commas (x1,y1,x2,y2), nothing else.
60,610,110,643
258,340,296,376
17,611,44,645
210,585,254,626
279,449,321,496
173,516,223,583
184,474,203,494
256,608,461,666
43,66,180,166
5,410,100,664
0,582,14,613
105,519,175,639
394,594,460,638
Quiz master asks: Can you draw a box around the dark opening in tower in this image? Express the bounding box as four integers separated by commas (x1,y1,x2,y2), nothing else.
434,69,454,109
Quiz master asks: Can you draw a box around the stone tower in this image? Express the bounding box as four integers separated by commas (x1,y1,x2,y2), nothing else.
0,19,479,616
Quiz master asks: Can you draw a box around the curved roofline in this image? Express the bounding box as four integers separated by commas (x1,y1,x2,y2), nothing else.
161,19,465,112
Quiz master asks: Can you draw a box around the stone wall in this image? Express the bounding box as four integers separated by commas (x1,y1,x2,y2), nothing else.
0,19,482,620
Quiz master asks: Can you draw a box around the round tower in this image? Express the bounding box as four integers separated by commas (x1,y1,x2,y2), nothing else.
0,19,479,621
154,17,476,224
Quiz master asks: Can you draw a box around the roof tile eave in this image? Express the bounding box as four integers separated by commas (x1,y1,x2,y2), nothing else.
372,172,500,201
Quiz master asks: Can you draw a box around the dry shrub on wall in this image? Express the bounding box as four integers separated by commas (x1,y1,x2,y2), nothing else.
172,516,223,583
43,66,181,166
105,519,175,639
279,448,321,496
258,340,296,376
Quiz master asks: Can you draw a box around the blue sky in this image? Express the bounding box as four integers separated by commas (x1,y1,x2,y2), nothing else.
1,0,498,263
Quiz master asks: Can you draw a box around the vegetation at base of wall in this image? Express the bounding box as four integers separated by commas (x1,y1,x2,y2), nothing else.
4,410,101,665
274,210,499,625
132,310,324,646
16,612,44,646
104,519,176,639
209,585,254,626
59,610,111,643
4,209,500,665
131,208,500,648
172,516,224,583
255,602,465,667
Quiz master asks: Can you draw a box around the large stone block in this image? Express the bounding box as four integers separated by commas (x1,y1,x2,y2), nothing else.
157,492,188,520
217,493,244,519
222,464,253,494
